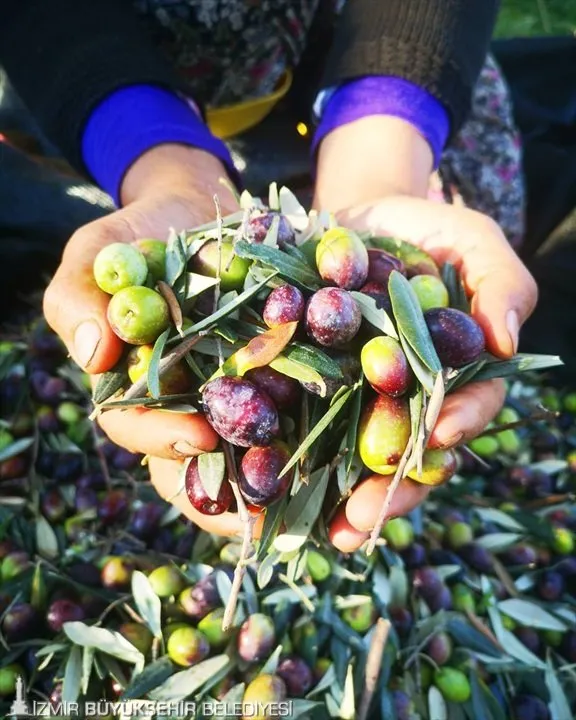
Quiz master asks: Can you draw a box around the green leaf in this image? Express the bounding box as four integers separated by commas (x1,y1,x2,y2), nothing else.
474,508,525,532
389,270,442,373
546,662,572,720
279,388,353,480
147,328,170,399
469,673,492,720
256,494,289,561
178,271,278,338
470,354,563,382
92,366,128,404
442,261,470,313
428,685,448,720
149,655,232,702
234,239,322,291
30,563,47,611
496,628,546,668
274,466,330,553
263,214,280,247
165,229,188,286
182,272,220,300
131,571,162,638
82,646,94,695
349,291,398,339
157,280,184,334
476,533,525,551
62,646,82,704
282,343,343,379
121,657,174,699
268,182,280,211
290,700,325,718
36,515,59,559
445,619,502,657
63,622,144,665
445,359,487,391
345,380,364,475
257,551,281,589
260,645,283,674
197,452,226,502
0,437,34,463
269,355,327,398
497,599,567,631
398,331,435,394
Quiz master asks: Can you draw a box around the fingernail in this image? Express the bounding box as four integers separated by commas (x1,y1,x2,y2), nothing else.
74,321,101,369
172,440,199,457
438,431,464,449
506,310,519,355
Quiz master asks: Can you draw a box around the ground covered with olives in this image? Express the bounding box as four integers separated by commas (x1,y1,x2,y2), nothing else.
0,185,573,719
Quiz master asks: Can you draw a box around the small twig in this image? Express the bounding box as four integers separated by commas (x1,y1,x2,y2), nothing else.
94,333,205,413
91,424,112,488
525,493,575,510
366,435,415,556
278,574,315,612
358,618,391,720
221,442,256,631
459,444,491,470
492,557,520,598
464,610,505,652
96,594,132,624
476,409,558,437
121,603,146,624
213,194,224,368
403,628,442,670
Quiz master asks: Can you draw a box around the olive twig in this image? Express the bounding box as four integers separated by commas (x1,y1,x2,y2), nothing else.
221,441,256,632
358,618,391,720
366,435,415,556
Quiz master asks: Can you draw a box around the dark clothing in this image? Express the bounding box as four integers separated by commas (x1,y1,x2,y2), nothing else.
0,0,498,175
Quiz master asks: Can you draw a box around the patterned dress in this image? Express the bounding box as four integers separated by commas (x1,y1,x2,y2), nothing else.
132,0,525,247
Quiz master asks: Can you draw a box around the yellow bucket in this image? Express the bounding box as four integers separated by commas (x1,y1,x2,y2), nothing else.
206,70,293,140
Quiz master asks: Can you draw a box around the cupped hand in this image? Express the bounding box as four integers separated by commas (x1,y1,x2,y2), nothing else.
43,144,239,463
328,196,538,552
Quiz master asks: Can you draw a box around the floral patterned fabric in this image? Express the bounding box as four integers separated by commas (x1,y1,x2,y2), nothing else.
132,0,525,247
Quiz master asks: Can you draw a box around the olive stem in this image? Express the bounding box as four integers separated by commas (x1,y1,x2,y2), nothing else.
95,332,206,414
277,573,315,613
358,618,391,720
221,441,256,632
366,435,415,556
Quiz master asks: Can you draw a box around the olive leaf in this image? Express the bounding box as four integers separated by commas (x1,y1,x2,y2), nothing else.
263,214,280,247
268,181,280,211
234,239,322,291
92,365,128,404
278,386,354,479
445,619,502,657
546,662,572,720
398,332,435,395
197,452,226,502
36,515,59,559
283,343,343,379
389,271,442,374
62,646,82,705
177,271,278,339
157,280,184,334
121,658,174,700
63,622,145,665
274,466,330,553
497,599,567,631
350,291,398,339
427,686,448,720
445,359,487,391
441,261,470,313
257,551,282,589
220,321,297,377
256,494,289,561
465,353,564,383
148,655,232,702
182,272,220,300
0,437,34,463
30,563,47,610
147,328,171,399
131,570,162,638
269,355,327,398
165,229,188,286
345,379,364,475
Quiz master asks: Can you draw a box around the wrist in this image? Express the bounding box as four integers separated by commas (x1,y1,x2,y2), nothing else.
313,116,433,213
120,144,234,207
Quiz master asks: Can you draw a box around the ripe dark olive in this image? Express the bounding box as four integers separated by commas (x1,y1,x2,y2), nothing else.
97,490,130,526
237,613,276,663
305,288,362,347
458,542,494,573
2,603,40,641
424,307,485,368
389,607,413,638
399,542,427,569
276,655,314,697
499,544,537,568
47,599,85,633
202,376,279,448
315,227,369,290
262,284,305,328
238,441,292,508
511,694,551,720
536,570,565,601
245,366,300,410
359,280,391,311
246,211,295,248
412,567,443,602
366,248,406,285
514,627,542,656
128,503,163,540
185,457,234,515
424,632,453,665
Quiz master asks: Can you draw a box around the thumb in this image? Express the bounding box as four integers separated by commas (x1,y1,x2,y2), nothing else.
43,219,130,373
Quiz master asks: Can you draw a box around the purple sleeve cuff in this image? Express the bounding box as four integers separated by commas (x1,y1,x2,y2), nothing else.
82,85,238,206
312,77,450,169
